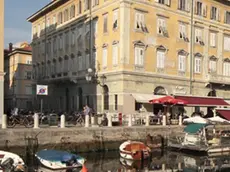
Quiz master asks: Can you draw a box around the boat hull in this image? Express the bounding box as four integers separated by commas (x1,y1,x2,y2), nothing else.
35,149,84,170
119,141,150,160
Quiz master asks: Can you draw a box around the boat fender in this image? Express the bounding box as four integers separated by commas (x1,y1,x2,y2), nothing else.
81,163,88,172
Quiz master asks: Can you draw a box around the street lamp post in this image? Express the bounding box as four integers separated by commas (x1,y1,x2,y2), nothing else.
85,68,106,87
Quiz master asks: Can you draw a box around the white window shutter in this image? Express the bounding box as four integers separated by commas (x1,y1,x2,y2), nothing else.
186,0,190,12
202,3,207,17
135,47,138,65
155,0,159,2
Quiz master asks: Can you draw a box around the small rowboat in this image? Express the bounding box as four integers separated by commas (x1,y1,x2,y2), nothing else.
35,149,85,170
119,140,151,160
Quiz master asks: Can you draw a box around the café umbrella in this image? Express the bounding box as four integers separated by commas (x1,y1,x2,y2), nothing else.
149,96,188,118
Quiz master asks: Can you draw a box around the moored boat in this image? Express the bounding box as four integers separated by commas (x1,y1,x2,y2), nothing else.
119,140,151,160
0,150,25,172
168,123,230,155
35,149,85,170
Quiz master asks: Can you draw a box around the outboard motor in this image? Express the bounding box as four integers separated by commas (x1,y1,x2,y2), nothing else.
62,155,77,167
1,157,14,171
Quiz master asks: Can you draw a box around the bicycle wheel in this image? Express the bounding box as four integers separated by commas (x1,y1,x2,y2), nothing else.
7,117,16,128
24,116,34,128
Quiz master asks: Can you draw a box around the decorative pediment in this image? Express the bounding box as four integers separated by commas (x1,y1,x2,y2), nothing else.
112,40,119,45
93,46,97,51
58,57,63,61
133,40,145,47
77,51,82,56
70,53,75,59
64,55,69,60
102,43,108,48
223,57,230,62
156,45,167,51
194,52,203,58
209,55,218,61
85,48,90,54
52,58,56,62
178,49,189,56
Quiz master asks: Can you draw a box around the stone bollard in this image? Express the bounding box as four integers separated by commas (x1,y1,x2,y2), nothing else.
85,115,89,128
91,116,95,125
108,114,112,127
179,115,183,126
128,114,132,127
162,115,166,126
162,163,166,171
34,113,39,129
60,114,65,128
2,114,7,129
146,114,150,126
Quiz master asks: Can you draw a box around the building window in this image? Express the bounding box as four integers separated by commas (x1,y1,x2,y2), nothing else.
58,12,63,25
179,23,189,41
25,86,32,95
178,55,186,72
103,13,108,33
113,9,118,30
78,54,82,71
53,15,56,25
195,28,204,45
135,12,148,32
92,0,99,6
156,0,170,6
78,1,82,14
93,20,98,36
103,85,109,111
178,0,189,11
85,54,90,69
210,32,216,47
134,47,144,66
70,5,75,18
209,60,217,73
114,94,118,110
157,50,165,69
38,24,40,36
112,43,118,66
71,31,75,46
210,6,220,21
224,35,230,51
225,11,230,24
223,61,230,76
157,18,168,37
25,71,32,80
64,9,69,22
195,1,205,16
84,0,89,10
102,47,108,68
194,56,201,73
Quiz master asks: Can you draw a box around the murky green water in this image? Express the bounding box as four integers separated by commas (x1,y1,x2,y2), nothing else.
5,147,230,172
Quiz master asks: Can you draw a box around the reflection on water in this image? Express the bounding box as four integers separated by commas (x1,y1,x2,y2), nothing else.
8,148,230,171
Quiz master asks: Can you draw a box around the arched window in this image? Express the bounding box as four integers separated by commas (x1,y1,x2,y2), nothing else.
154,86,167,95
103,85,109,110
194,52,203,74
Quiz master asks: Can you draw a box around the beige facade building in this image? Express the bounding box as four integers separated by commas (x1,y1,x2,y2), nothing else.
27,0,230,114
4,42,34,111
0,0,4,123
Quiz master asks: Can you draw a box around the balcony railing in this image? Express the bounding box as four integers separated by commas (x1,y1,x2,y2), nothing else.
206,73,230,84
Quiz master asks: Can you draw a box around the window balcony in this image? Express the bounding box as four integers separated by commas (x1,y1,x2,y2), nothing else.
206,73,230,85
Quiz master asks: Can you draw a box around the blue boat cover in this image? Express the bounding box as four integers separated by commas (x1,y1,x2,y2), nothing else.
184,123,209,134
36,149,83,162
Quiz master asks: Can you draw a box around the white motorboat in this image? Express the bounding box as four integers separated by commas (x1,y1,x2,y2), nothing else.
35,149,85,170
0,150,25,171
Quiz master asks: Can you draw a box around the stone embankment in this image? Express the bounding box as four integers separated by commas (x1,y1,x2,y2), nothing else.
1,125,229,152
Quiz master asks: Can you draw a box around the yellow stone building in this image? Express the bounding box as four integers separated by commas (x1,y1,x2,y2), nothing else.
27,0,230,114
4,43,34,110
0,0,4,123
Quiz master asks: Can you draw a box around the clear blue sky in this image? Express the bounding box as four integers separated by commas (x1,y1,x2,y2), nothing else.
4,0,50,47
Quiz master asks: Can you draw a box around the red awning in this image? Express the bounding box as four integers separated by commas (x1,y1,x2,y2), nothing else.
216,109,230,120
174,95,229,107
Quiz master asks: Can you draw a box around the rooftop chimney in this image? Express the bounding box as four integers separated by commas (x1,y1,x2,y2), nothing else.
9,43,13,52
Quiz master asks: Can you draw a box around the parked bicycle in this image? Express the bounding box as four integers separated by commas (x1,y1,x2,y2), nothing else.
66,111,85,126
7,114,34,128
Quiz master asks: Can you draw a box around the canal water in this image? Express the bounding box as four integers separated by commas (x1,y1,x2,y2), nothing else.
6,147,230,171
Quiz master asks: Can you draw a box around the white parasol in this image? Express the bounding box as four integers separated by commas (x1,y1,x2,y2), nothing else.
208,116,230,123
183,116,210,124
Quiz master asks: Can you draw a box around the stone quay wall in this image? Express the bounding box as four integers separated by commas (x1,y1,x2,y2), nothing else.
1,125,230,153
